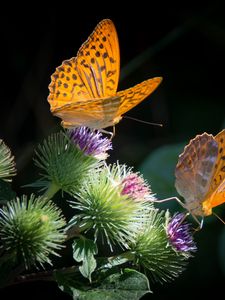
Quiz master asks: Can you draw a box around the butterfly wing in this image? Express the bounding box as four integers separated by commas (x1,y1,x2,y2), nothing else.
202,129,225,211
115,77,162,117
53,95,121,129
175,133,218,216
48,19,120,113
76,19,120,98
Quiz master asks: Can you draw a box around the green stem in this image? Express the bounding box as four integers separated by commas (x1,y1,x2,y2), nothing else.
65,222,93,241
65,225,81,241
42,182,60,200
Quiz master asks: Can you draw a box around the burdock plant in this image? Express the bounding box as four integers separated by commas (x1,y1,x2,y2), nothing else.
0,127,197,299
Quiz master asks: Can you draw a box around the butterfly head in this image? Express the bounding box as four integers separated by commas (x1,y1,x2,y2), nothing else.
112,115,122,125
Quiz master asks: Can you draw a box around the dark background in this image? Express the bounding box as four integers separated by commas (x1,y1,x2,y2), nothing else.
1,2,225,299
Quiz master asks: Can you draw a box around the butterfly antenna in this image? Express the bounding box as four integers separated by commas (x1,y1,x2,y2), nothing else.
212,211,225,224
124,115,163,127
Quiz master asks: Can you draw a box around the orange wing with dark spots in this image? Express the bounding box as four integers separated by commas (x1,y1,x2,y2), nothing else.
76,19,120,98
48,19,162,129
116,77,162,116
210,130,225,191
48,19,120,112
203,130,225,210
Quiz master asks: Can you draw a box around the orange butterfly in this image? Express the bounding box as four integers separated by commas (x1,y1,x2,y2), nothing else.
175,129,225,219
48,19,162,129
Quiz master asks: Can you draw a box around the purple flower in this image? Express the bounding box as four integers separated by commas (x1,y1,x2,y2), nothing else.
69,127,112,159
167,213,197,253
121,173,152,202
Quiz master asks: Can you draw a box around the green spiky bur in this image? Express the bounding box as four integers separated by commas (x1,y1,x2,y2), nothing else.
0,139,16,182
130,209,187,283
69,164,153,251
0,195,66,269
34,132,101,195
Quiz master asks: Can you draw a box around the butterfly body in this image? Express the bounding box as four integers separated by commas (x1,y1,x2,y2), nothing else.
52,95,122,129
48,19,162,129
175,130,225,217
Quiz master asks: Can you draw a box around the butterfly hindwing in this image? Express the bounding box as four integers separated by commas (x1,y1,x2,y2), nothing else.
175,133,218,210
54,96,121,129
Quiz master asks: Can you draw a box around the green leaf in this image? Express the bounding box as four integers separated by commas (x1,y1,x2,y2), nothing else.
55,268,151,300
97,255,129,271
54,269,88,297
0,178,16,204
73,238,97,281
139,143,185,210
95,268,151,300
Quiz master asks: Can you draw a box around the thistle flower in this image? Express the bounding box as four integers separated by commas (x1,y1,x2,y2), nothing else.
0,139,16,181
69,164,152,250
0,195,66,269
167,213,197,253
34,131,102,194
69,127,112,159
130,210,187,283
121,173,153,202
107,163,155,203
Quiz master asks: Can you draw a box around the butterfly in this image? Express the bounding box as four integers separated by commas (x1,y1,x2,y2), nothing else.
175,129,225,219
48,19,162,130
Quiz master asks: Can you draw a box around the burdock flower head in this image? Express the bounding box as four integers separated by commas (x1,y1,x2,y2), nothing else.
69,163,153,251
34,128,110,195
0,139,16,182
129,209,188,283
108,163,155,203
0,194,66,269
167,212,197,254
69,127,112,159
121,173,153,202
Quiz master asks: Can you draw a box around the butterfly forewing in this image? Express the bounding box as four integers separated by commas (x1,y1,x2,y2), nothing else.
48,19,162,129
210,130,225,191
76,19,120,98
48,56,92,112
48,19,120,112
204,130,225,209
175,133,218,213
116,77,162,116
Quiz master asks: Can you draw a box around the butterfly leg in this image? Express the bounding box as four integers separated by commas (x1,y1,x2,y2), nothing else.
191,216,204,231
112,125,116,139
152,197,204,229
152,196,186,208
98,128,114,139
